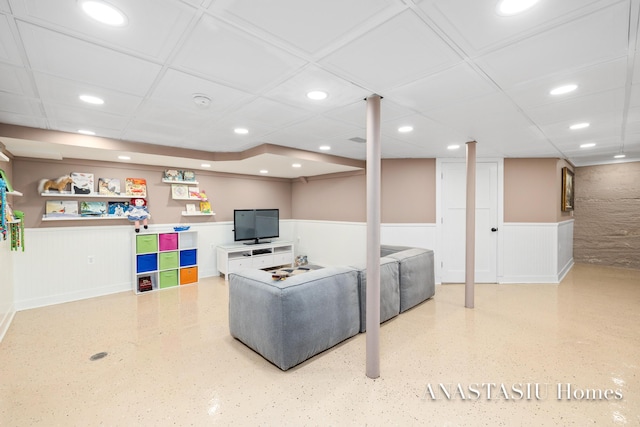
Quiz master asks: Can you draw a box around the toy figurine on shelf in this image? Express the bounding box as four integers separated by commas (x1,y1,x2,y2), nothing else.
127,198,151,233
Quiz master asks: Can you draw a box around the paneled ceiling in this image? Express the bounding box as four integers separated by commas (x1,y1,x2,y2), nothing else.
0,0,639,177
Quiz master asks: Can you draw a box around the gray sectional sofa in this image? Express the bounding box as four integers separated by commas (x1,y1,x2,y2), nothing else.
228,246,435,370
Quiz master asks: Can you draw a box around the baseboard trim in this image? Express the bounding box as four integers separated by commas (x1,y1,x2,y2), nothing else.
14,282,131,311
0,306,16,343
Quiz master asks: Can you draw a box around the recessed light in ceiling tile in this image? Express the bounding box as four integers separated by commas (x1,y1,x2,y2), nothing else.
319,145,331,151
570,122,590,130
580,143,596,148
118,155,131,160
307,90,328,100
201,163,211,168
79,0,128,26
496,0,539,16
292,163,302,168
78,129,96,135
79,94,104,105
447,144,461,150
614,154,626,159
398,126,413,133
260,169,269,174
234,128,249,135
550,84,578,95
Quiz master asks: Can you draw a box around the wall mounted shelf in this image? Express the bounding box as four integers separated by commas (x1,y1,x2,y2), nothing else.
40,192,131,199
42,216,129,221
181,211,215,217
162,179,199,185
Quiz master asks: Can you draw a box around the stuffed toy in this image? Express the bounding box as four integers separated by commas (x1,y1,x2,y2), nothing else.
38,175,73,193
127,198,151,233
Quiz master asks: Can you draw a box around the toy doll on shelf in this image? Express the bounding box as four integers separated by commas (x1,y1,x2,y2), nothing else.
127,198,151,233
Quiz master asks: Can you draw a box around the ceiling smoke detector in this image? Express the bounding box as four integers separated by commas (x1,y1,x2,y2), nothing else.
192,93,211,108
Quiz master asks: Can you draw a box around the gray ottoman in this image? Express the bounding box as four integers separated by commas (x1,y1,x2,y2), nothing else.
382,245,435,312
355,257,400,332
229,266,360,370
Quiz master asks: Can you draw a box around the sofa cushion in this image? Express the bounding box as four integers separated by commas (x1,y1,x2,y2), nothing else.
385,247,435,312
355,257,400,332
229,266,360,370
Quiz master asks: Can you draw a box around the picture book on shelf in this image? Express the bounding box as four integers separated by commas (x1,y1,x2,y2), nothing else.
172,184,188,199
97,178,121,195
71,172,94,194
125,178,147,197
199,201,212,214
188,187,201,199
107,201,129,217
185,203,196,213
163,169,182,181
0,169,14,192
182,170,196,181
45,200,79,217
80,201,107,217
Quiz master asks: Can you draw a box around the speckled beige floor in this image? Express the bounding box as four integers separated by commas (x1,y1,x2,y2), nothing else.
1,263,639,426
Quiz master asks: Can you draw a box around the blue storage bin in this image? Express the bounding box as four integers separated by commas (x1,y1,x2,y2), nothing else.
137,253,158,273
180,249,197,267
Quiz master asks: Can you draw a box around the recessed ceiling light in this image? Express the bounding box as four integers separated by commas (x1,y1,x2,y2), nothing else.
78,129,95,135
307,90,328,100
234,128,249,135
79,0,128,26
259,169,269,174
292,163,302,168
118,155,131,160
398,126,413,133
447,144,461,150
570,122,590,130
614,154,626,159
550,84,578,95
201,163,211,168
319,145,331,151
496,0,539,16
580,143,596,148
79,94,104,105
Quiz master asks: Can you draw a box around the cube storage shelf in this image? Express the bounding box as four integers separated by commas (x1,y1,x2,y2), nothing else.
134,230,198,293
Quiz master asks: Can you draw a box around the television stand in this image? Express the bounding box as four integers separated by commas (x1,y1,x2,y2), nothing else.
216,241,294,280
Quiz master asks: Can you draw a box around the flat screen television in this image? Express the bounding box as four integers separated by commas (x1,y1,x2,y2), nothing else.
233,209,279,245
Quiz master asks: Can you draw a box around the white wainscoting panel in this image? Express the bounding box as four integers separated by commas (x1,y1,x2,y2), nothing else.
0,239,15,342
500,222,573,283
557,220,575,281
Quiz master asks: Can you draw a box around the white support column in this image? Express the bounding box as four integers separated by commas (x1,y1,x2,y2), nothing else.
365,94,382,379
465,141,477,308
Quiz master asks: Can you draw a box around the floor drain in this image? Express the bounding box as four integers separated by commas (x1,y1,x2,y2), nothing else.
89,352,108,361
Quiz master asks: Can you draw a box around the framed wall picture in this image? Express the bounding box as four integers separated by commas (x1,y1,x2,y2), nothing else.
561,167,575,211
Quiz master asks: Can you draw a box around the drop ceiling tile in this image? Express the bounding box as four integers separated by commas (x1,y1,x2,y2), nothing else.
10,0,198,60
420,0,620,54
151,69,253,115
33,73,143,116
215,97,311,130
319,9,463,91
0,0,10,13
0,14,23,65
383,62,497,113
17,22,163,96
274,115,362,143
381,113,468,147
173,14,307,93
525,88,625,126
0,63,35,95
211,0,403,55
43,103,130,131
262,65,369,110
0,91,42,116
506,58,627,110
475,2,629,88
131,99,216,130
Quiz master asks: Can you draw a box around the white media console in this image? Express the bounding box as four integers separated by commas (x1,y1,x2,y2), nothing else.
216,241,294,280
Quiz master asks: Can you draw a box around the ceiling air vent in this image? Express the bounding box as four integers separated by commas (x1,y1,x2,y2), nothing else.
349,137,366,143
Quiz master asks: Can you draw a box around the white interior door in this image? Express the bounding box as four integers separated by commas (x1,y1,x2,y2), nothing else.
441,161,498,283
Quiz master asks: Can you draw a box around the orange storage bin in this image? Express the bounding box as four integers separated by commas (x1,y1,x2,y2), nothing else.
180,266,198,285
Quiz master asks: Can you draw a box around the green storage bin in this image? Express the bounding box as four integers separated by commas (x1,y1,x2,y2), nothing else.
136,234,158,254
159,251,179,270
159,269,178,288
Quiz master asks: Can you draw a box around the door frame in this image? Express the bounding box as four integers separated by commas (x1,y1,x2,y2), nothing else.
435,157,504,284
